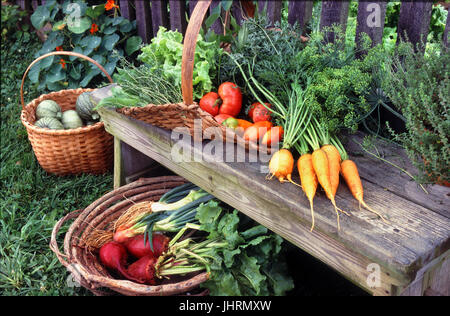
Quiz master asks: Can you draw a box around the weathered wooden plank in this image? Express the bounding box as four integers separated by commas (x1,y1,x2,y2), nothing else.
320,1,350,42
150,0,169,37
188,0,198,16
399,250,449,296
169,0,187,34
355,1,387,55
98,107,450,295
113,137,124,189
31,0,38,10
344,132,450,218
135,0,152,43
209,0,223,35
119,0,135,21
288,1,313,32
266,0,282,26
121,140,157,182
397,1,433,50
17,0,31,11
444,12,450,48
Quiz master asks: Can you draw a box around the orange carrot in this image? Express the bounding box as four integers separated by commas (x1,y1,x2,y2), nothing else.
321,144,341,196
297,153,318,231
340,159,388,223
268,148,299,186
311,148,349,230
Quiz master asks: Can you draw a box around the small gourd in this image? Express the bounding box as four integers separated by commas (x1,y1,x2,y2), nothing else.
35,117,64,130
61,110,83,129
36,100,62,120
76,91,99,121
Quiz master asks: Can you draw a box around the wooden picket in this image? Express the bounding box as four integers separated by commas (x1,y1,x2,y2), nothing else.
12,0,450,49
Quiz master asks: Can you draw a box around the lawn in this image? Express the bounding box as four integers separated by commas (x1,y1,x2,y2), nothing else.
0,32,113,295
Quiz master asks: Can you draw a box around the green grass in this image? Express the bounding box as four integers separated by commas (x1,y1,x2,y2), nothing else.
0,34,113,295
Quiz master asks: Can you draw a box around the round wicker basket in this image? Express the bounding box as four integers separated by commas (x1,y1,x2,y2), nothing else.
50,176,209,296
20,51,114,175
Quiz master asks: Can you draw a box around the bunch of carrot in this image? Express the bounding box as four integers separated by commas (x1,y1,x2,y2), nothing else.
294,119,388,231
228,53,387,232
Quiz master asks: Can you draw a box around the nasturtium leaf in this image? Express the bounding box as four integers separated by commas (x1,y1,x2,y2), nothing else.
85,4,105,19
67,17,91,34
102,34,120,51
119,21,133,33
30,6,50,30
80,68,101,87
125,36,142,56
80,36,101,50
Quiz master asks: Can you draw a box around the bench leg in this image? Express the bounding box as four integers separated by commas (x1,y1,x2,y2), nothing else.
113,137,161,189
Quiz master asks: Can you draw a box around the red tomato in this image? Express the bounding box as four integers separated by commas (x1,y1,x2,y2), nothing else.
199,92,221,116
218,82,242,117
252,103,272,123
214,114,233,124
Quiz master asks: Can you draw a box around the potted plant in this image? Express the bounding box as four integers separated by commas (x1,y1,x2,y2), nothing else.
382,40,449,186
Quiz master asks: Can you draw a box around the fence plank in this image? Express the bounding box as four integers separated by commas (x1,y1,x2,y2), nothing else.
266,0,282,25
355,1,387,55
444,11,449,48
210,0,223,35
288,1,313,32
135,0,152,43
119,0,135,21
17,0,31,11
231,1,244,26
31,0,38,10
169,0,187,34
189,0,198,16
397,1,433,50
320,1,350,42
151,0,169,37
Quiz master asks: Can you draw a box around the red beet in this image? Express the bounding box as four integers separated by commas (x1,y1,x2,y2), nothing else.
124,233,170,259
99,241,144,283
127,255,157,285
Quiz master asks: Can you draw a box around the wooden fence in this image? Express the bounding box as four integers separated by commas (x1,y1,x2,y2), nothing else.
13,0,450,48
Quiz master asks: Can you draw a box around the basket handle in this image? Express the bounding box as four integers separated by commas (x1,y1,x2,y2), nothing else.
20,51,114,111
181,0,213,105
49,209,83,268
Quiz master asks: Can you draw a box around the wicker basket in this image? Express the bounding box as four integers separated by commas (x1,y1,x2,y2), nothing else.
20,51,114,175
113,0,271,153
49,176,209,296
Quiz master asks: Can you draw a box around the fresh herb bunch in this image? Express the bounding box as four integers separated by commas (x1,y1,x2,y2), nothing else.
29,0,142,91
96,56,183,108
195,200,294,296
218,15,306,109
296,27,386,135
382,41,450,185
138,27,221,100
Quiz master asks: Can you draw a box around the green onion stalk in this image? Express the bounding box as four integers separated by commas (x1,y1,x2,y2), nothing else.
154,223,228,279
113,194,216,244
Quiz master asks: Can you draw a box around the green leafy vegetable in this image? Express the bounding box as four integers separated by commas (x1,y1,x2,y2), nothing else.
195,201,294,296
138,27,221,100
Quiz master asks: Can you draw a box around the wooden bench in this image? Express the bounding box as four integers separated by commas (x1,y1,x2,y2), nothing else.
18,0,450,296
97,106,449,296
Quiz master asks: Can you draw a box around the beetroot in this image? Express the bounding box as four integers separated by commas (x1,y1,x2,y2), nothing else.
127,255,157,285
98,241,145,283
124,233,170,259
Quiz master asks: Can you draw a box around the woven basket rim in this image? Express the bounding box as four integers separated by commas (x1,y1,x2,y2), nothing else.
50,176,210,295
21,88,106,136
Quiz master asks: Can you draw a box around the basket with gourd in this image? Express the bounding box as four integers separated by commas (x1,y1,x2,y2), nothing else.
20,51,114,175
